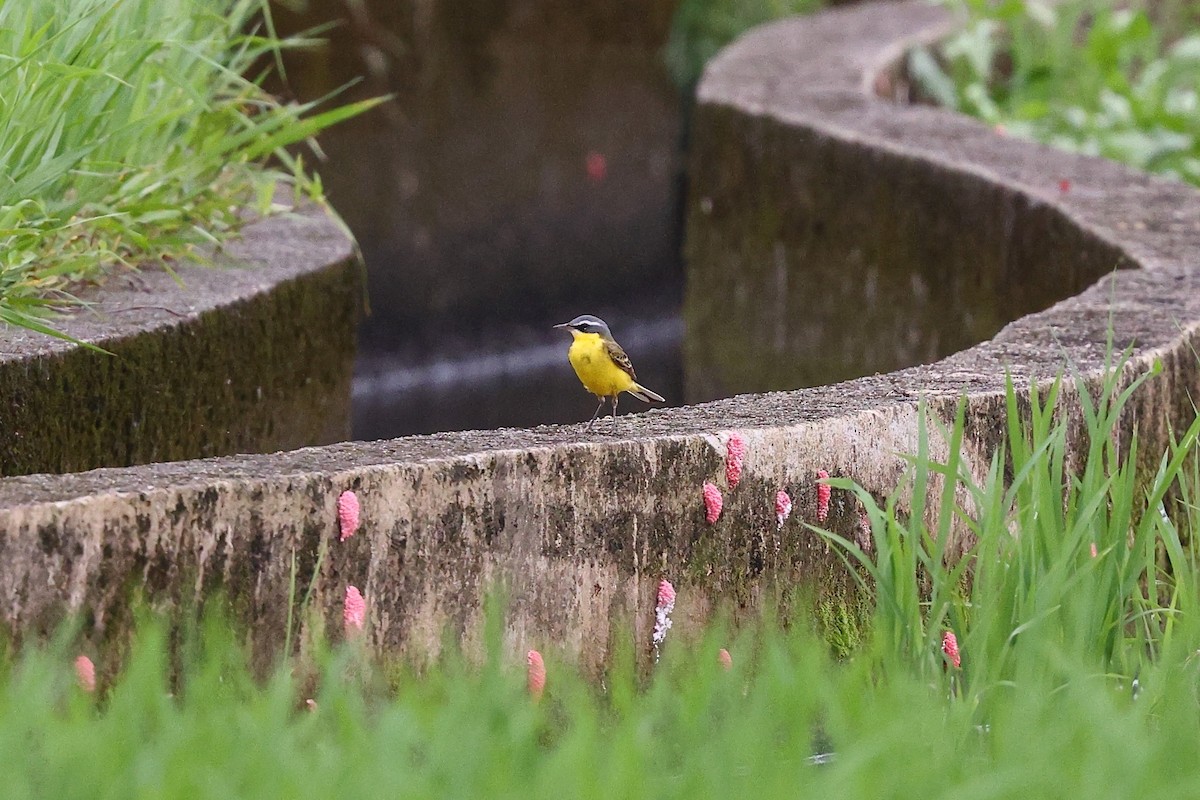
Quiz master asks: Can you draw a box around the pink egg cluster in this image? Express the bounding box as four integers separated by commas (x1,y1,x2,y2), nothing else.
816,470,831,523
703,482,723,524
657,579,676,609
74,655,96,693
586,151,607,182
527,650,546,701
942,631,961,669
343,585,366,635
653,579,677,660
337,490,360,542
725,433,746,489
774,490,792,529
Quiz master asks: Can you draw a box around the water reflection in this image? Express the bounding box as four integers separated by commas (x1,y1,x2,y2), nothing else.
352,312,684,437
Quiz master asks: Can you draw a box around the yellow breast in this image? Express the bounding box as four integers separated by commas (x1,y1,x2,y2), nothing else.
566,331,635,397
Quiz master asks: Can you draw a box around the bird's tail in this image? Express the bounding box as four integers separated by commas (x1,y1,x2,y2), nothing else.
627,383,665,403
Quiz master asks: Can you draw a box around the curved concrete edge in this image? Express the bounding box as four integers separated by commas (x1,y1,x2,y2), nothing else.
0,2,1198,673
684,1,1200,466
0,201,361,475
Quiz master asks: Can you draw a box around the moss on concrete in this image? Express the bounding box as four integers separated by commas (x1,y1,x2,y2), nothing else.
0,205,359,476
815,594,872,660
683,101,1131,403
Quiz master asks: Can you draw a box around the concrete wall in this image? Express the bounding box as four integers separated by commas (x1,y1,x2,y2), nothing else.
0,203,360,476
1,1,1199,676
684,4,1139,399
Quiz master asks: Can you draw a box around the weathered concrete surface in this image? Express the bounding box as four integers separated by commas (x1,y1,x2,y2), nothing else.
1,1,1199,675
0,394,926,677
0,202,360,476
684,3,1149,399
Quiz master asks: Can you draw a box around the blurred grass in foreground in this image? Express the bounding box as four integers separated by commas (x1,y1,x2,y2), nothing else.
0,0,379,340
6,351,1200,798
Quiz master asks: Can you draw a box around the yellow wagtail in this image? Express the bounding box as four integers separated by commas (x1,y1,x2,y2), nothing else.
554,314,665,427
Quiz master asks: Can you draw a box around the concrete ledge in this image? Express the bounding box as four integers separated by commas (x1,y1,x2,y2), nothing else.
0,203,360,476
1,2,1199,673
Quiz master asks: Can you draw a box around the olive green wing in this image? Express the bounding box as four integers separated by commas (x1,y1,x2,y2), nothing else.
604,339,637,380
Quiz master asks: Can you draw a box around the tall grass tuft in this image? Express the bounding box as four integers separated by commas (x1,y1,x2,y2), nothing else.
0,0,379,340
822,351,1200,714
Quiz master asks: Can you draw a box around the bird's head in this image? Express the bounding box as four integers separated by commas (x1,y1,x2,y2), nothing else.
554,314,613,340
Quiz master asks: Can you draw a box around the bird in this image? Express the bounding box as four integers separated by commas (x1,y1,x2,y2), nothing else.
554,314,665,427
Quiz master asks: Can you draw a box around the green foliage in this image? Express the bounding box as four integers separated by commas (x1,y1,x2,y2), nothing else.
0,0,380,340
815,596,870,660
821,350,1200,716
664,0,824,91
909,0,1200,185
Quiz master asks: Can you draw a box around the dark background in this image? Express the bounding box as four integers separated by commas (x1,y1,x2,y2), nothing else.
270,0,689,438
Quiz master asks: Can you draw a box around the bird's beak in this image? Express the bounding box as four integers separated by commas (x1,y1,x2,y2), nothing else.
553,322,570,329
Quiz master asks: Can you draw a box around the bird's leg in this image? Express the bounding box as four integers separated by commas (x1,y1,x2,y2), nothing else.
587,396,606,429
611,393,619,425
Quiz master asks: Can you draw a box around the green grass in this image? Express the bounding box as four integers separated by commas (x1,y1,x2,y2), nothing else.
0,0,379,341
824,351,1200,701
664,0,824,92
5,351,1200,797
910,0,1200,185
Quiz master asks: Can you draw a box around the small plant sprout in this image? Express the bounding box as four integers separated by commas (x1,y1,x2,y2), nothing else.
816,470,831,523
527,650,546,701
337,491,361,542
942,631,961,669
775,490,792,529
725,433,746,489
74,655,95,693
703,482,723,524
653,580,677,662
344,586,367,636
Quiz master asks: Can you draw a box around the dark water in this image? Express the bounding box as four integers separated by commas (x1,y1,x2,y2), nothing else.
271,0,686,439
352,311,683,438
